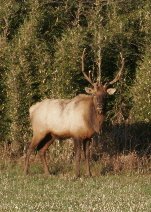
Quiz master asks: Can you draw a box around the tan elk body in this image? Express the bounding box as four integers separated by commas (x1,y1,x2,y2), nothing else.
30,93,107,140
24,50,124,177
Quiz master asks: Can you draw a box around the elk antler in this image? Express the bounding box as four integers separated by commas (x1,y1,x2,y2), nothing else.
81,48,93,86
108,52,125,85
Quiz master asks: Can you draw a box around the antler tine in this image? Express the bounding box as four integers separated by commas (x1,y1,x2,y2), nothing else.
108,52,125,85
81,48,93,86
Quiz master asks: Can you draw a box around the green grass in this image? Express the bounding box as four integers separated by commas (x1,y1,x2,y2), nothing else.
0,167,151,212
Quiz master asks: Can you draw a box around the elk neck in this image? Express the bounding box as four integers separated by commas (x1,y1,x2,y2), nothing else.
93,95,105,116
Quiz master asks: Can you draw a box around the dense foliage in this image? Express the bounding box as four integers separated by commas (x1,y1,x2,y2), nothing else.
0,0,151,154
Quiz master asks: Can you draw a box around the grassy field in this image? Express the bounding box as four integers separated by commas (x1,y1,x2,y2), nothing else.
0,165,151,212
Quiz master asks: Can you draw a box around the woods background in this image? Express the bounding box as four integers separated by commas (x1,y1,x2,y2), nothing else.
0,0,151,159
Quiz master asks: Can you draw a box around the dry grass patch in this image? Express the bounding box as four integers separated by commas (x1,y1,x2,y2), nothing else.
100,152,151,175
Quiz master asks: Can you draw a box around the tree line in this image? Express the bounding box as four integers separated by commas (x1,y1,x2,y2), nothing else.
0,0,151,155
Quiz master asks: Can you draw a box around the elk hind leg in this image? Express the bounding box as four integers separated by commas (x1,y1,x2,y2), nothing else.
38,134,54,175
24,135,43,175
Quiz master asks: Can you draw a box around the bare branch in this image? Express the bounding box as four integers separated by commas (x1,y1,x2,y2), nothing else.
81,48,93,85
97,46,102,84
3,17,9,37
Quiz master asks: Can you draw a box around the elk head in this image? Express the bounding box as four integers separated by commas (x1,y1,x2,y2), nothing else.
81,48,125,114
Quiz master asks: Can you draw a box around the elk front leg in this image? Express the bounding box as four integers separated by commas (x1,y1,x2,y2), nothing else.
83,139,91,177
74,139,82,178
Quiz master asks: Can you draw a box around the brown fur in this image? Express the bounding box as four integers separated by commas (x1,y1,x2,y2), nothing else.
24,84,116,177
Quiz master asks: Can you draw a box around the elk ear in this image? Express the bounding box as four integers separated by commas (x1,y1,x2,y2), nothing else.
85,87,94,94
106,88,116,95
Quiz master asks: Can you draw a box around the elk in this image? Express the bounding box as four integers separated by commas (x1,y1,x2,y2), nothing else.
24,49,124,178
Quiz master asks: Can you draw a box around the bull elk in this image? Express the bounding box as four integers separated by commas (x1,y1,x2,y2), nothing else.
24,49,124,178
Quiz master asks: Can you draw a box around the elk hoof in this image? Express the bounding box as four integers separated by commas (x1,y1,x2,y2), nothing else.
85,172,92,178
44,171,51,176
72,174,81,181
